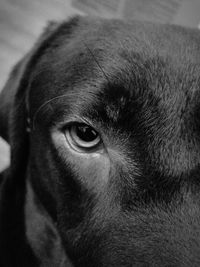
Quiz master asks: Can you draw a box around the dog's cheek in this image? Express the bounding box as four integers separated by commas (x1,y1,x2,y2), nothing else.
66,154,110,193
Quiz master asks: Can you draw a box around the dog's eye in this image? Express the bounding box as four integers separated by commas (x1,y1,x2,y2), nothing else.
65,123,101,151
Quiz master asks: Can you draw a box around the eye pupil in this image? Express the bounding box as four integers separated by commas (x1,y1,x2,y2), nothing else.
76,124,98,142
65,123,101,150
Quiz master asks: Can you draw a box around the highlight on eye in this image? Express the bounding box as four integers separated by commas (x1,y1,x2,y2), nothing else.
64,123,101,152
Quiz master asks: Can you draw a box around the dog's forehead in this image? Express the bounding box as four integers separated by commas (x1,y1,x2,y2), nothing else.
29,19,200,174
30,18,200,105
30,18,200,126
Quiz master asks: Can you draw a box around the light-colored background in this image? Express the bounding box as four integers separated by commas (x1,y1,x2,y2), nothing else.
1,0,200,172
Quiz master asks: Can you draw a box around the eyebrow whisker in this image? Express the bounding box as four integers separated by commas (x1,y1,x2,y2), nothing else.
83,42,112,87
32,44,112,130
32,94,72,130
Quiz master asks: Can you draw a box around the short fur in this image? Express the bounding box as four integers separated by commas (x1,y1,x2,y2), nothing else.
1,16,200,266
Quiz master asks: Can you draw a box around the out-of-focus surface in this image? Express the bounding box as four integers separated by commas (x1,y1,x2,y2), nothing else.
0,0,200,171
0,137,9,172
0,0,83,90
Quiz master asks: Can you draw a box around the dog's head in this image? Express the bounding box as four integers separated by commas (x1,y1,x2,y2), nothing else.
1,16,200,266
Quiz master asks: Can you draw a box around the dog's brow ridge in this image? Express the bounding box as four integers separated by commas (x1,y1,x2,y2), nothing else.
32,94,75,129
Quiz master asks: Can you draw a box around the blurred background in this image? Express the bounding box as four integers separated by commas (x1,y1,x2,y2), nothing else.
1,0,200,171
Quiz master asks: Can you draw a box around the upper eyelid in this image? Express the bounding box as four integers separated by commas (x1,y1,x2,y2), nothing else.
59,116,101,133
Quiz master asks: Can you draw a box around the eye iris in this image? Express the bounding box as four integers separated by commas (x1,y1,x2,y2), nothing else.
75,125,98,142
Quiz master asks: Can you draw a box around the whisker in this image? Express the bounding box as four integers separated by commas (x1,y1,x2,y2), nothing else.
32,94,71,130
83,42,112,88
32,44,111,130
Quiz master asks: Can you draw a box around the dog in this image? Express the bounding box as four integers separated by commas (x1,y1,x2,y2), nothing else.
1,15,200,267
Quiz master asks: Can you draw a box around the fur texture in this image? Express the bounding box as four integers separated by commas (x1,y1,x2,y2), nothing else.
1,16,200,266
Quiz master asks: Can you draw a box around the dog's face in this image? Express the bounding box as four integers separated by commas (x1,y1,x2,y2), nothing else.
1,16,200,266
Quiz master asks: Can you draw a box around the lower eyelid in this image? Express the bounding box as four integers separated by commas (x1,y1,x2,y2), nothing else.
51,130,105,159
66,135,104,154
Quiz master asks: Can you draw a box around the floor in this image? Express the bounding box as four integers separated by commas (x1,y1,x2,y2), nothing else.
0,0,83,171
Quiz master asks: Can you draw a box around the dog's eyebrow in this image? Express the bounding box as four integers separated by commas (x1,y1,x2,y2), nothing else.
31,89,104,130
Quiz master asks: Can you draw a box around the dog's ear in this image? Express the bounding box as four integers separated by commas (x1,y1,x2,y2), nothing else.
0,20,61,176
0,21,59,142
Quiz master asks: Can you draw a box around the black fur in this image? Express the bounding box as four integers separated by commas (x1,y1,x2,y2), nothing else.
1,16,200,266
